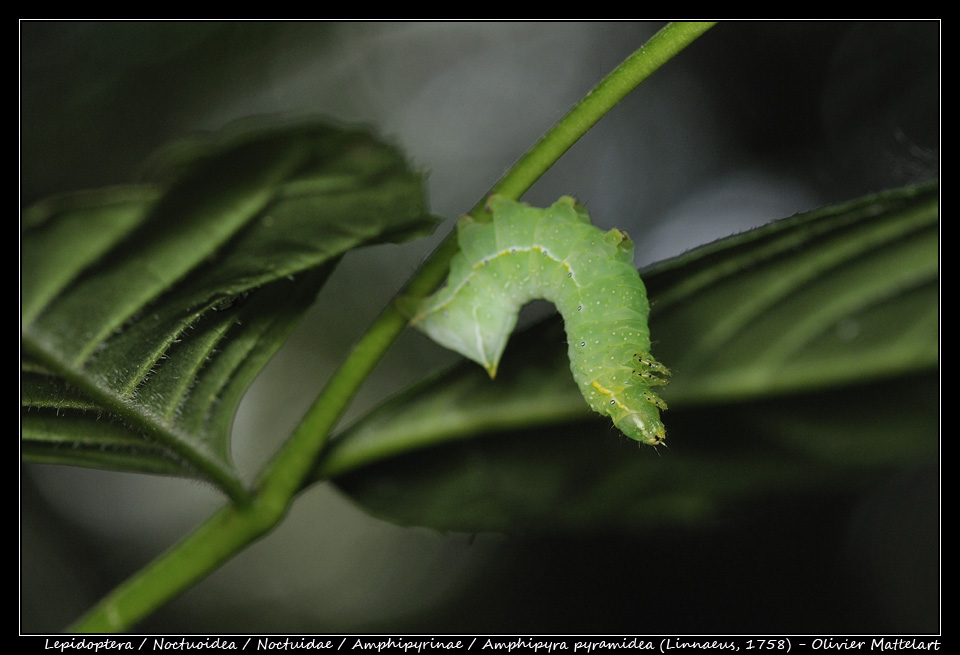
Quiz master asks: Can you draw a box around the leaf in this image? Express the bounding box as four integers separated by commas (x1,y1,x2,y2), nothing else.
317,182,939,532
328,374,938,534
21,121,435,499
645,180,939,404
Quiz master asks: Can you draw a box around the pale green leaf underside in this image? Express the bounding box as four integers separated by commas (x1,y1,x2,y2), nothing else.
317,182,938,532
21,121,434,497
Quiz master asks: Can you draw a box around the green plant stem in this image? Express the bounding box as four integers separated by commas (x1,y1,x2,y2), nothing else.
68,504,260,633
485,21,716,208
68,21,716,633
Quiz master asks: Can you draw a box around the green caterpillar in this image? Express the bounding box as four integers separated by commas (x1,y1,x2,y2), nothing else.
408,195,669,446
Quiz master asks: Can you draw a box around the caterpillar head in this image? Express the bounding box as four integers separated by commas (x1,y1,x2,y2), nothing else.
613,402,667,446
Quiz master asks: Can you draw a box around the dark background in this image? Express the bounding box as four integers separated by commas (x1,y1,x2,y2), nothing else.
20,21,939,633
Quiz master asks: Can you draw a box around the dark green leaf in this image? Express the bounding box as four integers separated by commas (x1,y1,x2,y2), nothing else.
330,373,937,534
318,182,939,531
646,180,939,403
21,121,435,498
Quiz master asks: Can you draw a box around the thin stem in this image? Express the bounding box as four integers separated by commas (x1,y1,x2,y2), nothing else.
484,21,716,209
70,505,256,633
68,21,716,633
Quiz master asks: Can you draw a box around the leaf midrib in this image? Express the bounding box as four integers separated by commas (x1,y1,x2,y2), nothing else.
22,335,248,501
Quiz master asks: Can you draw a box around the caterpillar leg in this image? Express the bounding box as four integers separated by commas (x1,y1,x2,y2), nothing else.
633,352,669,443
634,352,671,387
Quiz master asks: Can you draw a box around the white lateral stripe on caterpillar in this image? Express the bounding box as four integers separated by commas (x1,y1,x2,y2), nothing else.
469,246,579,283
408,195,669,446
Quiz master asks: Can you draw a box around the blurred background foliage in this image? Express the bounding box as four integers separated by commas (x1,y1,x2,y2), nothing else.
20,21,939,633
